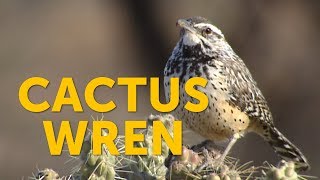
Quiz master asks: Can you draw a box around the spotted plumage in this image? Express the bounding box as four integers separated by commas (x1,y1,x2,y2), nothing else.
164,16,309,171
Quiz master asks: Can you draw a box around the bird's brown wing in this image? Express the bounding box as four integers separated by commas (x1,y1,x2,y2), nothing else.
223,59,274,125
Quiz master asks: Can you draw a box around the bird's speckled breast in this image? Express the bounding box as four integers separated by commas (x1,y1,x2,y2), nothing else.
164,61,251,142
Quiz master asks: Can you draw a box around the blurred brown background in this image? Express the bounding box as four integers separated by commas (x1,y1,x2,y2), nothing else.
0,1,319,179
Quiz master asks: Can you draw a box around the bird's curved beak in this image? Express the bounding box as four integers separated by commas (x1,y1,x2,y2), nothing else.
176,19,197,34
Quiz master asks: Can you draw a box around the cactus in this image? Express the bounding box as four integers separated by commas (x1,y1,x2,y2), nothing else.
260,161,313,180
30,114,313,180
72,129,117,180
119,114,173,180
166,145,252,180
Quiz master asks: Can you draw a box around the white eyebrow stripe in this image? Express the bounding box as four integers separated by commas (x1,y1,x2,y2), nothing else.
194,23,224,37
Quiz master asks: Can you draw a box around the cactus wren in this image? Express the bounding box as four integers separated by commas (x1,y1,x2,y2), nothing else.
164,17,309,171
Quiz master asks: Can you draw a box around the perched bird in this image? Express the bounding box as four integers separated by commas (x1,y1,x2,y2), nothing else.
164,16,309,171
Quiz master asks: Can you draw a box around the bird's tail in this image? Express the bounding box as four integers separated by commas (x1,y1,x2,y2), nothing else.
263,125,310,171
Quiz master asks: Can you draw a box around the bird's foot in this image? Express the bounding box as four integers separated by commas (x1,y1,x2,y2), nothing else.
195,148,212,173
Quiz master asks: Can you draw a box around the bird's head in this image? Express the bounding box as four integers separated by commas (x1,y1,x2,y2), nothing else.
176,17,225,49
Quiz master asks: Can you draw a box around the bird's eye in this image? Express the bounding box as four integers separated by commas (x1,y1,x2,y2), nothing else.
204,28,212,34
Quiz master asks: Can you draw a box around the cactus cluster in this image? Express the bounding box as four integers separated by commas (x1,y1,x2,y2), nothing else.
72,130,117,180
31,114,311,180
119,114,173,180
166,145,252,180
261,161,309,180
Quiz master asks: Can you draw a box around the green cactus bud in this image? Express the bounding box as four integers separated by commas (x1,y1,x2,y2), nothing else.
207,174,221,180
80,164,94,177
87,151,99,167
285,167,295,177
222,175,231,180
